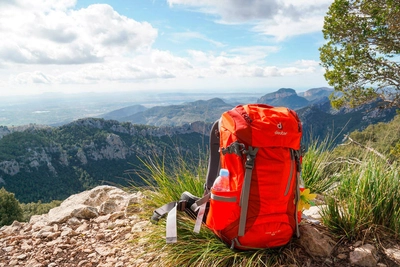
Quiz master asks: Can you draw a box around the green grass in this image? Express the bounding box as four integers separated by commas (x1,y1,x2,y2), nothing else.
320,154,400,240
301,138,340,193
134,152,206,206
132,141,400,266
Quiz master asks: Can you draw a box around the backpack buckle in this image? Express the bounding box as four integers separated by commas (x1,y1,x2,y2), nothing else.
177,200,187,211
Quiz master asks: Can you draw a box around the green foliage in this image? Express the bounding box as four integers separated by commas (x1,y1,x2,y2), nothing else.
320,0,400,108
321,155,400,240
0,118,208,203
301,138,339,193
0,131,49,161
20,200,62,222
0,187,23,226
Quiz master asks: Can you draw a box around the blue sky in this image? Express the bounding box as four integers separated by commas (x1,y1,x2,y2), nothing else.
0,0,334,96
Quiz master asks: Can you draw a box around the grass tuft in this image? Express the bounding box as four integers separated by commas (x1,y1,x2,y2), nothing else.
301,138,340,193
321,155,400,240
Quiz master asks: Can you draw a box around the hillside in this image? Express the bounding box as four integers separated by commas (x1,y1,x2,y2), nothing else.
97,88,397,146
97,88,332,126
257,88,310,109
298,87,333,102
100,104,148,121
0,118,210,203
297,98,398,144
114,98,234,126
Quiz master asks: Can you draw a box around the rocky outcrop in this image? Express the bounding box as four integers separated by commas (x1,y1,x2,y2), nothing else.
259,88,298,101
0,118,212,177
0,186,154,267
0,126,11,139
257,88,310,110
0,160,20,176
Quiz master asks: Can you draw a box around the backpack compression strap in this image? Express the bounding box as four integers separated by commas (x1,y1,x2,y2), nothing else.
221,142,259,237
151,200,187,244
238,146,258,236
151,192,209,243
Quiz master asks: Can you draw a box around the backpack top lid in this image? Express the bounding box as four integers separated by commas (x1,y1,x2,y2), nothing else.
221,104,302,149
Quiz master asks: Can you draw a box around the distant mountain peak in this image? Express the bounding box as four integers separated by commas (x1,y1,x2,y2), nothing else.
257,88,308,110
261,88,297,100
298,87,333,102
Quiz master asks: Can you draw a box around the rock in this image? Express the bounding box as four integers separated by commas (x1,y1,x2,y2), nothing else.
349,244,378,267
0,186,149,267
302,205,325,221
43,185,132,224
385,246,400,264
354,240,363,247
296,224,335,258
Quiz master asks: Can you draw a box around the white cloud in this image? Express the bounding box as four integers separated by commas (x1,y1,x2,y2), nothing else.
295,59,320,67
10,62,176,85
170,31,225,47
167,0,333,40
167,0,280,21
151,50,194,69
0,0,329,95
11,71,55,84
186,49,317,79
0,1,158,65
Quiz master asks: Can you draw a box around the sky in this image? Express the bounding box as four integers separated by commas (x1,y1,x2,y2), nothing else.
0,0,334,97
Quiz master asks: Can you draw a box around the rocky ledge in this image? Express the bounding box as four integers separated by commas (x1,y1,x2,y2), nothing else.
1,186,399,267
0,186,154,267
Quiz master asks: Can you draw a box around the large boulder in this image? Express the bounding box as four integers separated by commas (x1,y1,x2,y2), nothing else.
30,185,142,226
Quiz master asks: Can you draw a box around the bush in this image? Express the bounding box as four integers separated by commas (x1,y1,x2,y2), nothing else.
0,187,23,226
20,200,62,222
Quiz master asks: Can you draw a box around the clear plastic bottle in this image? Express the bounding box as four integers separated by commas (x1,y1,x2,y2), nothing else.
212,168,230,192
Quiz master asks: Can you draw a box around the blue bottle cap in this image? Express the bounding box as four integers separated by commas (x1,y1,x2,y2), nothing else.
219,168,229,177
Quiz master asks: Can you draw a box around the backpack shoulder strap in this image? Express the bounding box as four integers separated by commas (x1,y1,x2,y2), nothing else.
205,120,221,192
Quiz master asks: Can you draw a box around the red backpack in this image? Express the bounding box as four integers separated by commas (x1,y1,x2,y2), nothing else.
152,104,303,250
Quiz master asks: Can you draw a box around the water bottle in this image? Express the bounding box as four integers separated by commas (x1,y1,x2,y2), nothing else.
212,168,230,192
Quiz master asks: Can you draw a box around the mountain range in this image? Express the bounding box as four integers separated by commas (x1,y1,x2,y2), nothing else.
0,87,398,203
99,87,333,126
98,87,397,142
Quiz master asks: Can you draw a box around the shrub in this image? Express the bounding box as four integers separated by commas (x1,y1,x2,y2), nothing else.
20,200,62,222
0,187,23,226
